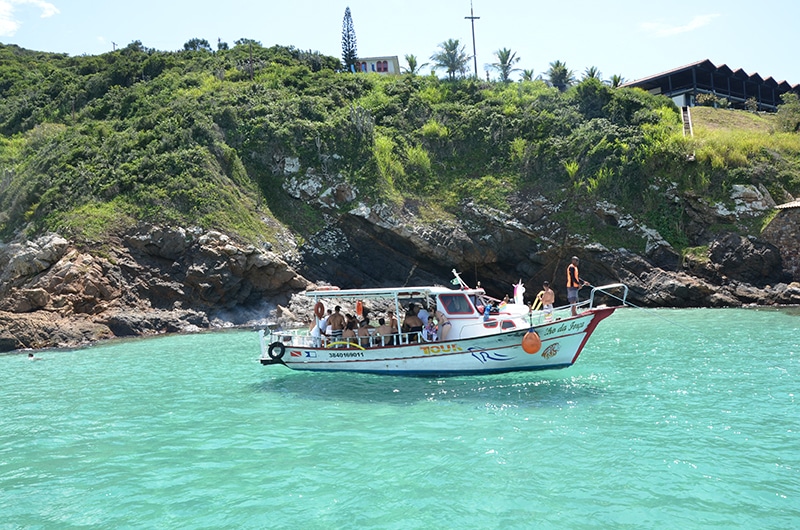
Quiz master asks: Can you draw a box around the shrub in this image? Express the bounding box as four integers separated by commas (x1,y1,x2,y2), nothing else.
696,93,717,107
420,118,449,139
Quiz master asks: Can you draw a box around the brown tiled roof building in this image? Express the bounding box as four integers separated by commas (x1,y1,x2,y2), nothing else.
622,59,799,112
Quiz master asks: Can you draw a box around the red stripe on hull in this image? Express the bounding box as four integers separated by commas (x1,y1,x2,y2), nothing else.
570,307,616,364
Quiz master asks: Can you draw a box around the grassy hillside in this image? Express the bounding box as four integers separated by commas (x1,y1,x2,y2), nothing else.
1,42,799,253
687,106,800,208
691,106,777,133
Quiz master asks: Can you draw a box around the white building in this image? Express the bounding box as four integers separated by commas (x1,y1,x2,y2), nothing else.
355,56,400,75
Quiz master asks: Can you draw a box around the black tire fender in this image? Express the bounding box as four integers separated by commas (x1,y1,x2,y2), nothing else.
267,341,286,360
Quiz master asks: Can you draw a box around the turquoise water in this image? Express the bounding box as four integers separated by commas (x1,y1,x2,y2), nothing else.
2,308,798,529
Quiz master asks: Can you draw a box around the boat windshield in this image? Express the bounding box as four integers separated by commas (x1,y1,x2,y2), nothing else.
439,293,475,315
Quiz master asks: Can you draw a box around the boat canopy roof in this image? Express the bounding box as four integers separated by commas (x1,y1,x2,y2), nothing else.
305,284,485,301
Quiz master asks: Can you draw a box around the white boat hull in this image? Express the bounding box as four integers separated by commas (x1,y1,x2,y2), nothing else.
259,307,615,376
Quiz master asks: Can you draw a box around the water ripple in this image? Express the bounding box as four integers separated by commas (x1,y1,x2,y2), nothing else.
1,310,798,528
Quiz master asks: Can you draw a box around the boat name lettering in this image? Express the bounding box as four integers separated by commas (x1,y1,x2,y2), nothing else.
328,351,365,359
420,343,463,355
539,320,586,337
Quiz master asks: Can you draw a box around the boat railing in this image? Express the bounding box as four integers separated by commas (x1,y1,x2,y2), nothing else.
264,328,424,349
525,284,627,323
525,305,575,326
587,283,628,309
454,288,627,337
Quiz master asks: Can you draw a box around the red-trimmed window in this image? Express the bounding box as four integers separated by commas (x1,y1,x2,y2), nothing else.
439,294,475,315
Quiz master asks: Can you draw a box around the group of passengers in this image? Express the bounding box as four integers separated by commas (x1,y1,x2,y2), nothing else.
311,302,449,348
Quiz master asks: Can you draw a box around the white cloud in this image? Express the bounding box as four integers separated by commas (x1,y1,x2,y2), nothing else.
640,14,720,38
0,0,59,37
0,2,21,36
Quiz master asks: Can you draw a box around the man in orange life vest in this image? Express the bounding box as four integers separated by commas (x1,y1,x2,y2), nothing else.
567,256,589,316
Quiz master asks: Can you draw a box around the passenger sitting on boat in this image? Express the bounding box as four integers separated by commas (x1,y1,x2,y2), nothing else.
318,309,331,335
402,304,424,341
328,306,345,339
374,317,395,346
435,310,451,341
342,320,357,346
309,319,323,347
423,316,437,341
387,311,399,333
417,305,430,325
357,318,373,347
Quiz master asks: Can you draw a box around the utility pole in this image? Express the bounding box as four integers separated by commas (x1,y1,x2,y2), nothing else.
464,1,480,79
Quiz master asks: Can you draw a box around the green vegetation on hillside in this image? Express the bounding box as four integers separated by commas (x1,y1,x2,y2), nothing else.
689,106,800,204
1,41,798,252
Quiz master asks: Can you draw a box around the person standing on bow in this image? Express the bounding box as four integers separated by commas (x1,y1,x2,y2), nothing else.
567,256,589,316
534,281,555,321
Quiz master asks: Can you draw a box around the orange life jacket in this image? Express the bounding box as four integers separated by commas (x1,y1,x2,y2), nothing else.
567,263,580,288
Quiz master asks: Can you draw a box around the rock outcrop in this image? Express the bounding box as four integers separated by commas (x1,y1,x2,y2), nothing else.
762,202,800,281
0,227,308,351
1,181,798,353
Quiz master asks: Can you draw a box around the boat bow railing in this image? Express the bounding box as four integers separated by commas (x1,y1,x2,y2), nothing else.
587,283,628,310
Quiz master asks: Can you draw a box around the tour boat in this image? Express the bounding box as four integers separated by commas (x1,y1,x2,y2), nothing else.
258,270,627,376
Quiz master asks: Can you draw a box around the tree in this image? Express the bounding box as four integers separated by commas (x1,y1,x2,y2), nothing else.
402,54,429,75
608,74,625,88
546,60,575,91
777,92,800,132
573,77,612,119
234,38,261,47
582,66,601,80
430,39,470,81
489,48,521,83
521,69,535,81
695,93,719,107
342,7,358,73
183,38,212,52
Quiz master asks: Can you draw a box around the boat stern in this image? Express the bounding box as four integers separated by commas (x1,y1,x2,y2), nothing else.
258,329,287,366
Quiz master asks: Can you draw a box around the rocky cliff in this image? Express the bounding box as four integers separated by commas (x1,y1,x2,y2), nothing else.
1,179,799,352
0,228,308,351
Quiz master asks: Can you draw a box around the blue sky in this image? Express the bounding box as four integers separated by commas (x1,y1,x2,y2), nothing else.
1,0,798,85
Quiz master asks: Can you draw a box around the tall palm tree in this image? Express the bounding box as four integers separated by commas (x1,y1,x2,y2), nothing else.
583,66,602,80
608,74,626,88
489,48,521,83
520,69,544,82
546,60,575,91
430,39,470,81
402,54,429,75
